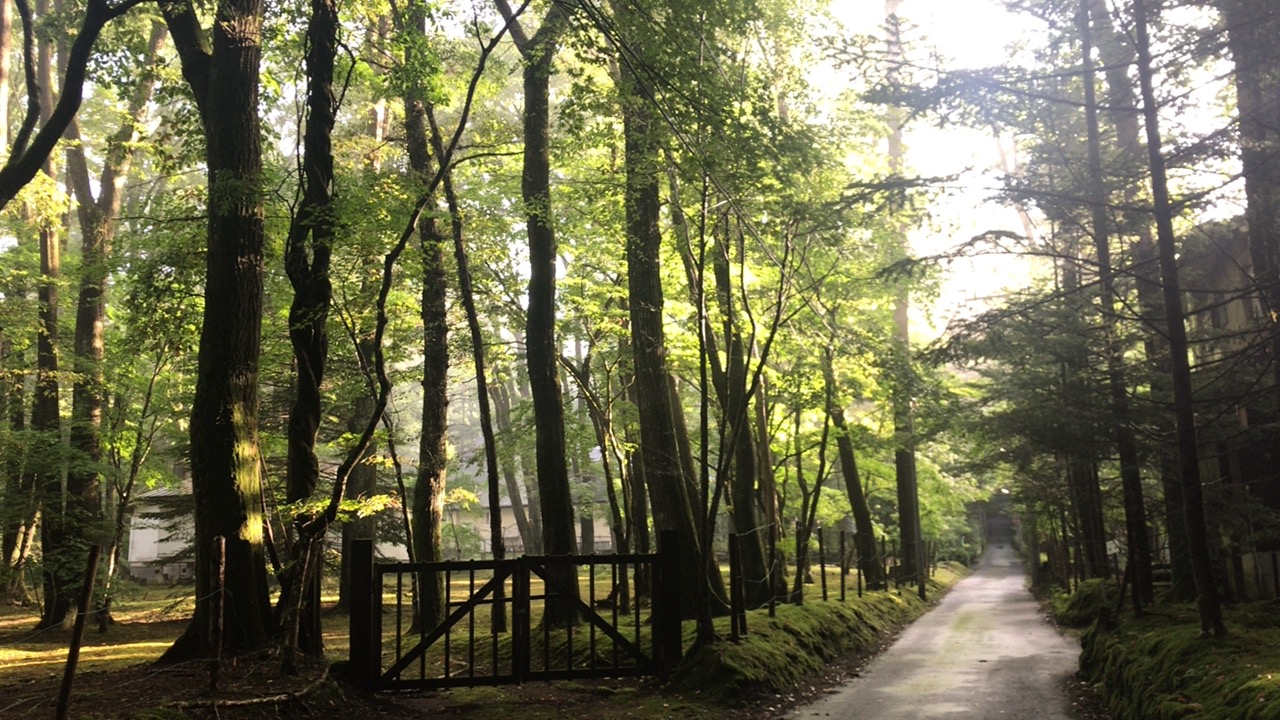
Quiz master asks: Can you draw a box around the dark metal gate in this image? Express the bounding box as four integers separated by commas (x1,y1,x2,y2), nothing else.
348,532,682,691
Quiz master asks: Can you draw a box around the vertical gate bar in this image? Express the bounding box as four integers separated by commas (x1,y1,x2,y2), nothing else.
444,567,453,679
395,571,403,671
349,539,374,690
491,566,501,671
492,565,502,676
372,563,383,685
566,561,574,671
612,560,620,668
633,558,641,654
542,561,547,666
819,528,828,601
515,557,529,683
588,560,597,670
469,567,476,678
543,564,551,672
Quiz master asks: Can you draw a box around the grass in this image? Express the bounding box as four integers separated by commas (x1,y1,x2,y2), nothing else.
0,562,970,719
1072,596,1280,719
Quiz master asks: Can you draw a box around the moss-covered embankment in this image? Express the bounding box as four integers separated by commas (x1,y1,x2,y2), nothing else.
1052,582,1280,719
670,563,970,705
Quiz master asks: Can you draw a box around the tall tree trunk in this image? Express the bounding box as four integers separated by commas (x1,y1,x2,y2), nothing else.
1057,259,1110,580
338,89,388,613
491,381,537,553
278,0,337,662
711,220,769,607
1078,4,1153,608
1220,0,1280,515
613,17,721,622
34,0,68,628
0,0,137,212
403,58,449,629
0,0,9,155
159,0,273,659
499,0,579,623
64,21,166,628
338,377,377,613
1133,0,1226,636
824,347,884,589
425,104,506,629
1084,0,1192,600
884,0,924,600
2,348,35,603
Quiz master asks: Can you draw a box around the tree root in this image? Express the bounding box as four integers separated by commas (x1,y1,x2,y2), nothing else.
169,667,332,710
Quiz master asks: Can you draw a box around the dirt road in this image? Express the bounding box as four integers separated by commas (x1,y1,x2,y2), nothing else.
789,516,1081,719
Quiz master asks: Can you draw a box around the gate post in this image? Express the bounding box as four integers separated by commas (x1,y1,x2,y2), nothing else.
513,555,530,683
349,539,377,691
654,530,682,673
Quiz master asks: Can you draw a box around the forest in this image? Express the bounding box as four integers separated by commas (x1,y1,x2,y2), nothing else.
0,0,1277,704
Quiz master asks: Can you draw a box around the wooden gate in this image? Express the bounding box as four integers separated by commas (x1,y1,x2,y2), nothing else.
349,532,682,691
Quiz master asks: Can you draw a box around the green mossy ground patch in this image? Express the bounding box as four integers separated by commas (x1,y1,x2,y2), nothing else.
1076,599,1280,719
669,564,969,704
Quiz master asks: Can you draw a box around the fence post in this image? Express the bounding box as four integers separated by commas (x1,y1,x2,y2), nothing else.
857,554,864,598
349,539,375,691
818,528,828,601
55,544,102,720
654,530,682,673
881,537,889,590
839,531,847,602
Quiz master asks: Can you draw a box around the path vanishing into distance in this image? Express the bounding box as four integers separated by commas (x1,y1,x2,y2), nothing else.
790,515,1082,720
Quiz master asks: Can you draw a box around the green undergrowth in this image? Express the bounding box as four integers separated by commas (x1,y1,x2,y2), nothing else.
1049,578,1120,628
1079,601,1280,720
669,563,969,704
391,563,970,719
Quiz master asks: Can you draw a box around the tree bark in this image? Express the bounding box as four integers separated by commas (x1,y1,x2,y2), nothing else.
1133,0,1226,636
425,104,507,629
885,0,924,600
824,348,884,589
0,0,142,211
159,0,273,659
403,66,449,630
499,0,579,623
1084,0,1193,600
63,21,166,629
1078,4,1153,608
34,0,68,628
1220,0,1280,515
613,21,722,621
491,381,537,553
711,220,769,607
278,0,338,663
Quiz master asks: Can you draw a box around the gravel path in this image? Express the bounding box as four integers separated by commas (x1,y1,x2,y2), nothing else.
788,516,1082,720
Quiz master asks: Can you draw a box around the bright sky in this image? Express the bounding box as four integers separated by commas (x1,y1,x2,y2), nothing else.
828,0,1046,337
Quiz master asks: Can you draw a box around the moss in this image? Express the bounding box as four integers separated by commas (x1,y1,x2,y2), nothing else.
669,564,969,703
1052,578,1118,628
1081,602,1280,719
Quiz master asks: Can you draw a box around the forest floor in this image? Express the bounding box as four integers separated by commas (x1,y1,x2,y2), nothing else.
0,594,881,720
0,575,935,720
0,562,1111,720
